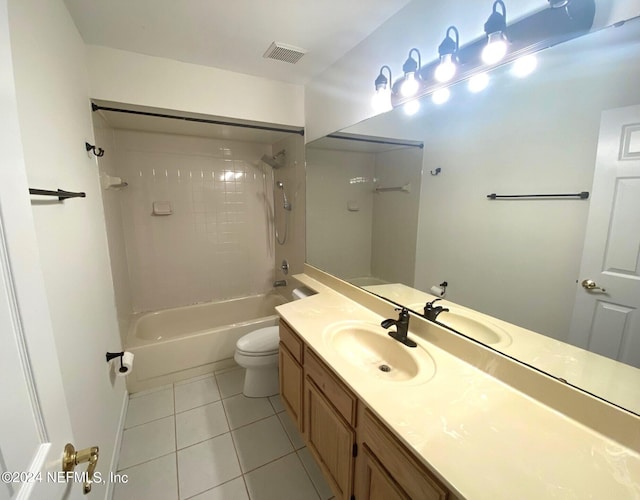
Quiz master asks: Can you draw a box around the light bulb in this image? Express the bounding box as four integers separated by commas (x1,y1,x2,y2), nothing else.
511,54,538,78
371,88,392,113
435,54,457,83
403,99,420,116
400,72,419,97
468,73,490,93
371,65,392,113
432,88,450,105
482,32,508,64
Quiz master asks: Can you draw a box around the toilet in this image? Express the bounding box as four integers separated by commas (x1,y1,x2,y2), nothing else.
234,326,280,397
234,287,315,397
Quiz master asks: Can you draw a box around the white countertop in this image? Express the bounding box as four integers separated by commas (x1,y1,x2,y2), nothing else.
364,283,640,415
276,275,640,499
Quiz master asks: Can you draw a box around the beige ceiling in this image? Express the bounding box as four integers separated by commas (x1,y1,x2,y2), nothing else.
63,0,412,85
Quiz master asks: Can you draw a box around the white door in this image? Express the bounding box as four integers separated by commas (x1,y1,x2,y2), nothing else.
569,104,640,368
1,2,82,498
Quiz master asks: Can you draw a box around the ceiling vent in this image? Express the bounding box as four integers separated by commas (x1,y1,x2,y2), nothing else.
263,42,307,64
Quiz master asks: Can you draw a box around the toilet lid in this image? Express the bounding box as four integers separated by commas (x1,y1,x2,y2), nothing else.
236,326,279,355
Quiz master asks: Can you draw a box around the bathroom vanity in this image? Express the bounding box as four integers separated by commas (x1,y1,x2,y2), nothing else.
280,319,449,499
276,267,640,499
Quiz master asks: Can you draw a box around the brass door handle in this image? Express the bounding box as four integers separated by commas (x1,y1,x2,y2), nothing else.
63,443,99,494
581,279,606,292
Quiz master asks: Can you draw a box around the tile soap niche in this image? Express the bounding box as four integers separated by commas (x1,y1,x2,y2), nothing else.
152,201,173,216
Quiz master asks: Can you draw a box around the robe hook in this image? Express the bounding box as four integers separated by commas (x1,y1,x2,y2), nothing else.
85,142,105,157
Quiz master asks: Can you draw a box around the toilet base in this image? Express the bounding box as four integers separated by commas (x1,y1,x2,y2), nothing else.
242,365,279,398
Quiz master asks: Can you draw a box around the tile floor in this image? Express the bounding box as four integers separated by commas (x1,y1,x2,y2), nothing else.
113,368,334,500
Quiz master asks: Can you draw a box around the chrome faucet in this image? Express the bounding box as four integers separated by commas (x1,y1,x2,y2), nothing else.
273,280,287,287
381,307,417,348
423,298,449,322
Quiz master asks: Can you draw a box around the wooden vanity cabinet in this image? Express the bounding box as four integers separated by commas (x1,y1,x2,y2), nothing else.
358,444,410,500
278,319,451,500
304,347,357,500
356,407,449,500
278,320,304,431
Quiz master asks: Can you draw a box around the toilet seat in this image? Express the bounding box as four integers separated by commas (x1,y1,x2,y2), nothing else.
236,349,278,357
235,326,279,356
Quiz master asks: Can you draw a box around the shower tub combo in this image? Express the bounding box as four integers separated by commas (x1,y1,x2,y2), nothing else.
125,293,287,393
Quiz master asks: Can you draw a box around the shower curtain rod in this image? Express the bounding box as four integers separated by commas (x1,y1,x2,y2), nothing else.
91,103,305,136
326,134,424,149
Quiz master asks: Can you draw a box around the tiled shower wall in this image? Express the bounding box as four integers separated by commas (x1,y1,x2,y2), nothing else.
111,130,276,313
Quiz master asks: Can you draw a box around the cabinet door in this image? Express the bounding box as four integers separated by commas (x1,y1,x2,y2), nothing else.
279,344,303,432
305,378,355,499
358,444,411,500
360,408,448,500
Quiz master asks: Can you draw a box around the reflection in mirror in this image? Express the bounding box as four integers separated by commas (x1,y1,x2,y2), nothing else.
306,18,640,415
306,134,424,287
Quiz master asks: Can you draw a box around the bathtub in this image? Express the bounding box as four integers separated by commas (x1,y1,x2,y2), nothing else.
125,293,287,393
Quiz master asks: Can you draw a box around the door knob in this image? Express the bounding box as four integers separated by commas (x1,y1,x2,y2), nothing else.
581,279,606,292
62,443,99,494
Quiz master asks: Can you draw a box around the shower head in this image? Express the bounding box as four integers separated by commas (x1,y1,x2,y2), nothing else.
261,155,280,168
261,149,286,169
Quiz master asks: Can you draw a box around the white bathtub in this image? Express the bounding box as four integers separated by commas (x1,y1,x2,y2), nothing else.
125,293,287,393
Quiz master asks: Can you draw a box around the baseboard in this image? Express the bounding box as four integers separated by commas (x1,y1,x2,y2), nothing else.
104,390,128,500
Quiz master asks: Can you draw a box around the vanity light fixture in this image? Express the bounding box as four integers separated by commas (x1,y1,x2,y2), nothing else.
432,88,451,105
482,0,508,65
400,48,422,97
435,26,460,83
511,54,538,77
468,72,490,93
379,0,594,110
371,65,393,113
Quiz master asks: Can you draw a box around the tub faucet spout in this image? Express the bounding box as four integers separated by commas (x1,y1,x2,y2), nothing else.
273,280,287,287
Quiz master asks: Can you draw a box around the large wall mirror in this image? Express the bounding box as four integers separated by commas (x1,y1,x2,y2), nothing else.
306,16,640,415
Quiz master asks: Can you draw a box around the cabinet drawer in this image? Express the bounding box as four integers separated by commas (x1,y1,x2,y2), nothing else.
305,347,357,426
279,320,303,363
361,408,448,500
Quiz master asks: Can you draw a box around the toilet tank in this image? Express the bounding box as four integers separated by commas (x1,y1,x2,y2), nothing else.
292,286,316,301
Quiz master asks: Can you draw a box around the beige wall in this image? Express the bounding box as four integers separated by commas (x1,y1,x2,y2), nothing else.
306,148,375,279
306,145,423,283
372,147,423,284
93,114,133,341
7,0,126,494
87,46,305,128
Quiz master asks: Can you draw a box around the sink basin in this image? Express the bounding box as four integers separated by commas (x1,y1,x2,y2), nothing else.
438,309,512,346
323,321,435,384
410,304,511,346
